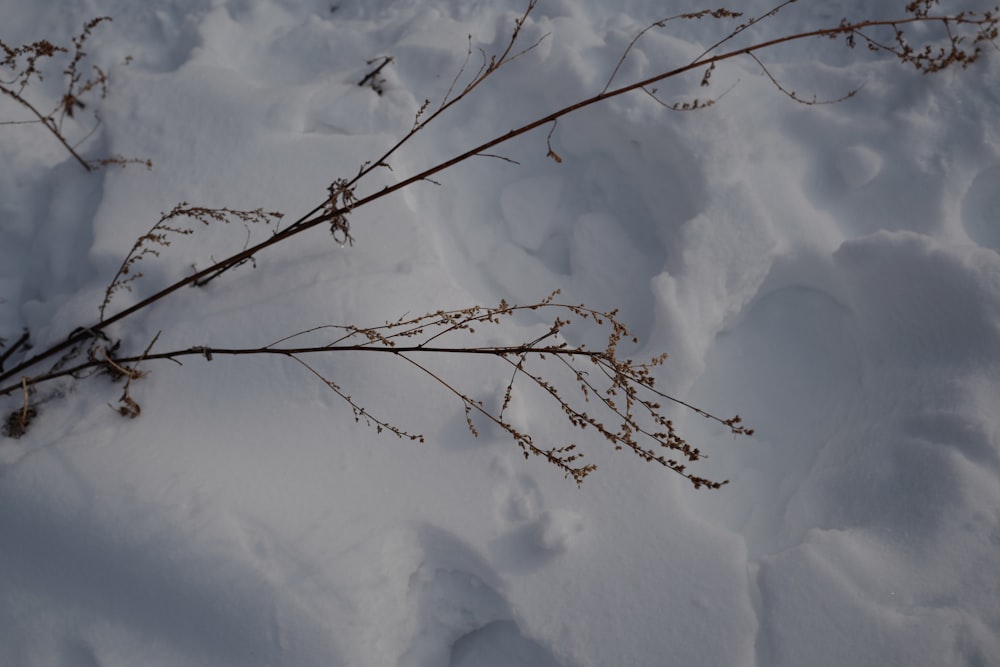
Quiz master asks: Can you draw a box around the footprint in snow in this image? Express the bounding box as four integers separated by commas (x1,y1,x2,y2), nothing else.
487,455,586,574
341,521,568,667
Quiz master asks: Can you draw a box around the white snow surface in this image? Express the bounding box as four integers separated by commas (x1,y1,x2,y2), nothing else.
2,1,1000,665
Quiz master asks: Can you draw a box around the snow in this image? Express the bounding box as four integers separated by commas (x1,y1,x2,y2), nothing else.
2,1,1000,665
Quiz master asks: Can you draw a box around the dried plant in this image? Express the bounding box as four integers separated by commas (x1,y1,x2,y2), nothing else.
99,204,284,320
839,3,999,73
4,293,750,486
2,1,995,486
324,179,355,246
103,332,158,418
0,330,30,372
0,17,150,171
357,56,394,95
1,378,35,439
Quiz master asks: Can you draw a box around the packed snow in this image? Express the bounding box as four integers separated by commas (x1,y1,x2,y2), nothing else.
2,0,999,665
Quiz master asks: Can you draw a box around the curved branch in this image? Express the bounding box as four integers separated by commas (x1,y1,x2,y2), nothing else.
2,7,994,392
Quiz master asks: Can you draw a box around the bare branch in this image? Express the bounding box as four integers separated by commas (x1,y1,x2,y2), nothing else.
3,1,994,485
0,16,148,171
8,3,991,391
2,296,748,487
746,52,862,105
603,7,745,94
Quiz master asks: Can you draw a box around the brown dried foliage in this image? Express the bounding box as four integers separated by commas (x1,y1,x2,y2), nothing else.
0,17,150,171
3,1,996,488
601,0,997,112
8,293,750,487
835,2,999,74
100,204,284,320
102,332,158,418
2,378,35,439
358,56,394,95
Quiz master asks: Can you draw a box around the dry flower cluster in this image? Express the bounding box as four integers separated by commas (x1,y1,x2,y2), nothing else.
1,17,150,171
2,1,996,487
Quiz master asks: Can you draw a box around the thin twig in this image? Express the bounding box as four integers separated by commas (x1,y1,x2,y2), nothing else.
0,330,30,371
746,51,862,105
1,6,994,396
19,376,30,426
0,85,92,169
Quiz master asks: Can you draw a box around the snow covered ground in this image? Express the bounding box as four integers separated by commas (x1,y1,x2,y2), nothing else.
2,0,999,665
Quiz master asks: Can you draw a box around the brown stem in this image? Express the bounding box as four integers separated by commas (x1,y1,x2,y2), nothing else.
0,330,31,371
0,85,93,170
0,11,990,391
0,342,602,396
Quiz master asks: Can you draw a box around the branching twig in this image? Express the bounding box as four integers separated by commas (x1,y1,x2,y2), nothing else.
7,2,990,392
746,52,862,105
357,55,394,95
602,7,745,94
99,204,283,319
0,330,30,372
281,0,547,237
104,331,158,418
3,1,995,486
0,17,149,171
2,376,36,438
1,296,748,486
